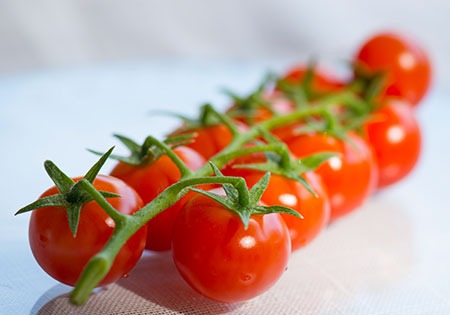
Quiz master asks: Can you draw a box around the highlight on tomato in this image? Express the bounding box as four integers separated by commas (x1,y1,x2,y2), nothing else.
30,175,146,286
285,132,378,221
172,187,291,303
276,171,330,249
16,150,147,288
355,32,432,107
363,99,421,188
222,156,330,251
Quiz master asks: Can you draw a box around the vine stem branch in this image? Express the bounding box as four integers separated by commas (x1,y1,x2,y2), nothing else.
70,91,356,304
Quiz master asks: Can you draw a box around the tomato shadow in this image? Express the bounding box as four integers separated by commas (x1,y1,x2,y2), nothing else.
31,252,242,314
30,193,416,314
116,251,244,314
29,284,73,315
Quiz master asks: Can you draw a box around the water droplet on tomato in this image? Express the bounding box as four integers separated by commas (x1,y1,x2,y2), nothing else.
240,274,252,282
39,234,48,248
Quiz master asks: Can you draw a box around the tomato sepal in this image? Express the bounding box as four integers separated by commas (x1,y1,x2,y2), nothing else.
191,163,299,229
16,147,122,236
224,75,276,125
231,141,336,197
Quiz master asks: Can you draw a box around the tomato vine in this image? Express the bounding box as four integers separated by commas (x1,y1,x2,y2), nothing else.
15,30,431,306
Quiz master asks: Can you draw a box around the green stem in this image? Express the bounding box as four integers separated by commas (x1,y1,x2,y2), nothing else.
203,104,240,137
315,91,360,108
71,175,247,304
70,91,361,304
279,146,292,169
339,92,371,114
71,214,139,305
212,144,284,166
74,180,127,224
133,176,247,222
143,135,192,178
235,178,250,207
319,108,339,132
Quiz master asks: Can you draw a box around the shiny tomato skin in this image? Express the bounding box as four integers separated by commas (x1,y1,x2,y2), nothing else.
172,190,291,303
364,99,421,188
223,163,329,250
110,146,205,251
171,124,245,160
277,172,330,250
285,132,377,221
355,32,432,106
187,124,233,159
29,175,146,287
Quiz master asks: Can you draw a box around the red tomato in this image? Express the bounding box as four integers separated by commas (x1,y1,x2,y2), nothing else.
285,132,377,221
172,189,291,303
110,146,205,251
355,32,432,106
283,65,345,94
223,159,329,250
29,175,146,287
276,172,329,250
364,99,421,188
171,124,243,160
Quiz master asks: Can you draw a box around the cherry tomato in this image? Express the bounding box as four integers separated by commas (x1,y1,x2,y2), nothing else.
355,32,432,106
171,124,244,160
271,120,308,142
282,65,345,94
285,132,377,221
275,172,329,249
222,153,329,250
110,146,205,251
29,175,146,287
364,99,421,188
172,189,291,303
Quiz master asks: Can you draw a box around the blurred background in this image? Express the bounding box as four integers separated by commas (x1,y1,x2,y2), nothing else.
0,0,449,89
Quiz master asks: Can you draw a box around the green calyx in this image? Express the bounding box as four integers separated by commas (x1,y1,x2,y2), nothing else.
89,134,194,178
276,61,321,106
275,61,377,134
191,163,300,229
231,130,336,196
89,134,157,166
156,103,240,137
274,88,373,142
351,61,387,106
223,75,275,125
89,134,189,167
15,148,118,236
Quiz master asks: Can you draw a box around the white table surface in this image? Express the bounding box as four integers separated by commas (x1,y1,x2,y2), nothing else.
1,61,450,315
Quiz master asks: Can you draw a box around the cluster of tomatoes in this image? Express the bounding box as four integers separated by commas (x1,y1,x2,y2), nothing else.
19,31,431,305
